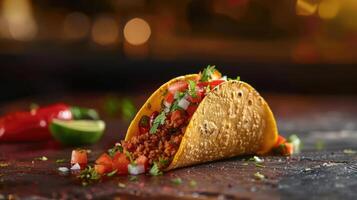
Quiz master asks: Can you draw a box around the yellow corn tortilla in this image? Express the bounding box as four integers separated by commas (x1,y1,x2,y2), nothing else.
125,74,278,170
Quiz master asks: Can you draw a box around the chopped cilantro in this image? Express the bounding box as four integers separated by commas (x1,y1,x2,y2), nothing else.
159,157,169,167
170,100,182,112
200,65,216,82
254,172,265,180
149,162,163,176
188,80,197,98
108,143,123,157
125,151,135,164
55,159,67,163
107,169,117,177
236,76,240,81
171,177,182,185
149,112,166,134
78,166,101,186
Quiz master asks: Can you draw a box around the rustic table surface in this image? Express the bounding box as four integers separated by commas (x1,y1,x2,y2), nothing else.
0,94,356,200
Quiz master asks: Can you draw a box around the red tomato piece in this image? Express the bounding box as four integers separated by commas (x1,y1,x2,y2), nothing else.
274,135,287,148
138,115,150,135
135,155,149,171
187,93,202,103
112,152,130,175
94,164,107,175
186,104,198,117
209,80,225,89
71,149,88,167
95,153,113,172
165,92,175,104
197,82,209,88
168,81,188,94
283,142,294,156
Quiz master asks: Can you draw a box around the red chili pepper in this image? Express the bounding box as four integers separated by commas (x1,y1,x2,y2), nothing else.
0,103,72,142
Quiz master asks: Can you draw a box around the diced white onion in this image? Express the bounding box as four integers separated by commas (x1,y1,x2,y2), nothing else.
58,167,69,173
178,98,190,110
221,76,227,81
128,164,145,175
70,163,81,171
163,100,171,108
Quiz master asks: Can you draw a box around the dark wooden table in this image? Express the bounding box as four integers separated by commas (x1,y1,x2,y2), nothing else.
0,94,357,200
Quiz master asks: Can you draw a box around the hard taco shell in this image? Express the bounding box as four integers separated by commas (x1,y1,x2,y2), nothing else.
125,74,278,171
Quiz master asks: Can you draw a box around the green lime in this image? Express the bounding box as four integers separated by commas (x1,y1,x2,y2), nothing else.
50,119,105,146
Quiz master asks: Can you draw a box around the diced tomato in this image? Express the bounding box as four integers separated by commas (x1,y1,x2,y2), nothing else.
164,92,175,104
95,153,113,172
187,92,202,103
94,164,107,175
139,127,149,135
71,149,88,168
283,142,294,156
197,82,209,88
186,104,198,117
149,111,159,127
168,81,188,94
135,155,149,171
274,135,287,148
209,80,225,89
112,152,130,175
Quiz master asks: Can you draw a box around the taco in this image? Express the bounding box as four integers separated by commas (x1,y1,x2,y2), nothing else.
119,66,278,172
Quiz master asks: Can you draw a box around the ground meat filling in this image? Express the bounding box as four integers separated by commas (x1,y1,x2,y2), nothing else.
122,110,188,168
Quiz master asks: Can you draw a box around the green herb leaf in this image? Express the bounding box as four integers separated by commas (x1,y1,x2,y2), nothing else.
188,80,197,98
78,166,101,186
200,65,216,82
171,177,182,185
254,172,265,180
159,157,169,167
149,112,166,134
125,151,135,165
107,169,118,177
236,76,240,81
149,162,163,176
108,143,123,157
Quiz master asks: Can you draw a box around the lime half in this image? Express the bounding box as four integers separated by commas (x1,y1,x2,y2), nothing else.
50,119,105,146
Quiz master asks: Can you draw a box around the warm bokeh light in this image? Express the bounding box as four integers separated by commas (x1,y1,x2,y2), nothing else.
1,0,37,41
296,0,318,16
91,16,119,46
318,0,340,19
123,18,151,46
63,12,90,40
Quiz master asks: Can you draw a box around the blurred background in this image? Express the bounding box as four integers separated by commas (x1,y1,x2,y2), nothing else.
0,0,356,105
